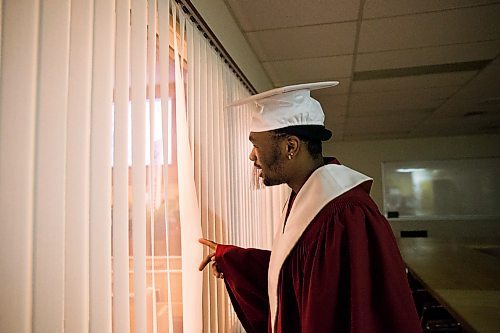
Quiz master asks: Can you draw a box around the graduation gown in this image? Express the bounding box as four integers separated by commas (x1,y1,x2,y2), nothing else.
215,160,422,333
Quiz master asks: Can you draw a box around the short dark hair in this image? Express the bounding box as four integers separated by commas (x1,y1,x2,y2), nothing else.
273,125,332,141
272,125,331,158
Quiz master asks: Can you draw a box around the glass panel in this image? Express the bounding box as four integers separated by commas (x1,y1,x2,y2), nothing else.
382,158,500,219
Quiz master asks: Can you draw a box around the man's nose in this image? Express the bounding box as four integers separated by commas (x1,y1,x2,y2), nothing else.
249,147,256,161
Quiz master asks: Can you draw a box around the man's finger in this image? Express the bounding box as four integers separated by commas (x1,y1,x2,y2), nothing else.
211,262,224,279
198,238,217,250
198,252,215,271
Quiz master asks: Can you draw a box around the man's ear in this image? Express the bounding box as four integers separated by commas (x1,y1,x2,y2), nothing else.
286,135,300,156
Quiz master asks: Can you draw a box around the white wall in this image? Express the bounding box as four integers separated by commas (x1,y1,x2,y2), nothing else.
324,133,500,241
190,0,273,92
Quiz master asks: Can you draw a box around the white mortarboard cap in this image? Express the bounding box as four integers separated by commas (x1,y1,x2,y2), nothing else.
226,81,339,136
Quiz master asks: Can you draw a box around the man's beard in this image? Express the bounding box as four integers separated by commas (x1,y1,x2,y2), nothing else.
251,150,286,190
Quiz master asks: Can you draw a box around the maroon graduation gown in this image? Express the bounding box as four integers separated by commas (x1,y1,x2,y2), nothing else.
215,184,422,333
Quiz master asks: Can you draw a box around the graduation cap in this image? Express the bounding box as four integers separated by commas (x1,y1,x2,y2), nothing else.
226,81,339,141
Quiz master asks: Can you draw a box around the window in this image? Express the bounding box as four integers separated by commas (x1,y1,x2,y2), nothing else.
111,20,188,332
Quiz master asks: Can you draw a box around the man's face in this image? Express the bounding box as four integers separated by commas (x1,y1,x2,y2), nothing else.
249,131,287,187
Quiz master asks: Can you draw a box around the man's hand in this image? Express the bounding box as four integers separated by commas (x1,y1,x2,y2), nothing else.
198,238,224,279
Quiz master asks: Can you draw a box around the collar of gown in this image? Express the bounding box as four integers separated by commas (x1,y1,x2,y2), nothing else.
268,161,372,332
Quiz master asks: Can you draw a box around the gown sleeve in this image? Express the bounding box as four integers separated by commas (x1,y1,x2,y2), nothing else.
215,245,271,333
292,199,422,333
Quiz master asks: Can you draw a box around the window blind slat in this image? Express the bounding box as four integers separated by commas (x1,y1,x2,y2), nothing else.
0,1,40,332
221,66,232,330
147,0,158,332
33,1,71,331
158,0,175,331
112,0,131,332
198,35,214,333
65,0,94,331
0,0,2,68
89,0,115,332
189,25,210,332
187,23,195,165
227,73,238,247
242,89,249,246
172,8,203,332
130,0,148,331
214,57,227,333
206,41,219,333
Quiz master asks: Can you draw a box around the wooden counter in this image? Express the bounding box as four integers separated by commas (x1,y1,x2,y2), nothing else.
397,238,500,333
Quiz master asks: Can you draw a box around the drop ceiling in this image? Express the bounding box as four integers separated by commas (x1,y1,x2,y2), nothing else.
222,0,500,141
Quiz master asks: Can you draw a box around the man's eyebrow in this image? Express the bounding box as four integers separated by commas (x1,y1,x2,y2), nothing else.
248,134,255,142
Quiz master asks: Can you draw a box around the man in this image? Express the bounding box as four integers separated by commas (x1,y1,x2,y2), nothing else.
199,82,422,333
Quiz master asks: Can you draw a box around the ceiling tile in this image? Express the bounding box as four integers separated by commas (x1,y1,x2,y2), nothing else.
411,113,500,136
325,115,346,141
343,132,411,141
345,115,425,132
431,63,500,117
355,40,500,72
450,63,500,100
224,0,361,31
345,114,431,135
319,94,350,106
319,95,350,116
488,55,500,67
332,133,345,141
349,85,460,115
363,0,500,19
351,71,477,92
358,5,500,53
350,107,435,118
312,78,351,96
349,100,442,116
344,114,429,138
325,115,347,126
325,116,347,126
246,22,357,61
434,101,500,117
263,55,353,86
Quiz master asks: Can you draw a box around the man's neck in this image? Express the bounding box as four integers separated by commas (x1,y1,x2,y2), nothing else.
287,157,325,194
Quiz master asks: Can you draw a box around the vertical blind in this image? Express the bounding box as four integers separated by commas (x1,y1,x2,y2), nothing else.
0,0,288,332
184,11,290,331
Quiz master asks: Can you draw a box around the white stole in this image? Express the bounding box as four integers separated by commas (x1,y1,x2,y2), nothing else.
268,164,372,332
